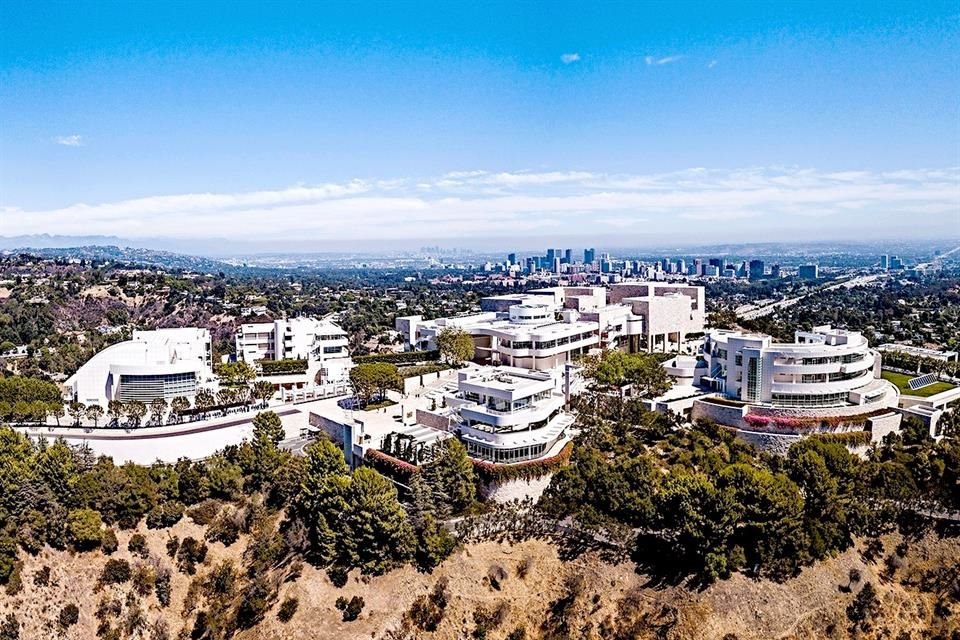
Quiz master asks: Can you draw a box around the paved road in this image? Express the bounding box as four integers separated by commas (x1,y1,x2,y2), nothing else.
280,435,315,456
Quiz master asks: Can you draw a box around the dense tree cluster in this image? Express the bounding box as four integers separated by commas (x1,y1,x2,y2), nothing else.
741,275,960,354
287,437,467,577
0,376,63,424
541,396,960,583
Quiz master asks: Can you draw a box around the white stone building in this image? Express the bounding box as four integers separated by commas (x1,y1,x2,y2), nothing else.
66,328,215,407
699,325,895,408
235,317,352,384
607,282,706,352
441,366,574,463
690,325,903,453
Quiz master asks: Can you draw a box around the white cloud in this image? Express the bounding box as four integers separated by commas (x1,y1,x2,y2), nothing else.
645,55,683,66
5,167,958,242
53,135,83,147
708,59,718,68
560,52,580,64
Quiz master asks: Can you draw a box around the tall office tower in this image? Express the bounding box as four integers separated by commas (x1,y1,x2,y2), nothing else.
693,258,704,276
507,253,517,266
890,256,904,270
661,258,671,272
525,257,536,273
708,258,724,269
546,248,556,263
769,263,780,279
584,248,596,264
675,259,686,274
798,264,819,280
563,249,573,264
880,255,889,270
748,259,765,281
600,259,612,273
553,257,562,274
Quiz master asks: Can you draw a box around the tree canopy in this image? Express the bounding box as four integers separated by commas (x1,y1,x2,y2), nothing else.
436,327,475,367
349,362,402,404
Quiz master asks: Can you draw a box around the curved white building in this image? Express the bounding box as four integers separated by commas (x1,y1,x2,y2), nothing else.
444,367,574,463
700,325,895,408
398,304,600,371
66,328,215,407
690,326,903,453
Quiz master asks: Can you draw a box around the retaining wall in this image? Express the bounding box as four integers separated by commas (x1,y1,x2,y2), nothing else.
477,473,555,503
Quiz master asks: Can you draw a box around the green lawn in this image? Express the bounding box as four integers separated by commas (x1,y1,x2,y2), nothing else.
881,370,955,398
362,399,398,412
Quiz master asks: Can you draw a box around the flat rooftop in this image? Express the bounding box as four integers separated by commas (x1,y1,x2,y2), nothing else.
460,366,553,391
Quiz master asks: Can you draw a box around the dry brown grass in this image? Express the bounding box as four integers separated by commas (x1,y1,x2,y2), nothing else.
1,526,956,640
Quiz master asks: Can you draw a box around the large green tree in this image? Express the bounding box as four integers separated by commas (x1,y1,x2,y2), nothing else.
341,467,415,575
349,363,402,404
67,508,103,551
436,327,475,367
250,411,285,489
421,439,475,516
296,439,351,566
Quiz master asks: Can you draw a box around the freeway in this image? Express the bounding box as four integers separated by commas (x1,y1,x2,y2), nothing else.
737,273,886,321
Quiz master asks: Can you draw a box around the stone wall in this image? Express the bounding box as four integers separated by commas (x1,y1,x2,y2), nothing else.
415,409,455,432
308,412,348,445
402,371,442,394
867,412,903,443
691,399,748,428
477,473,555,503
729,428,802,456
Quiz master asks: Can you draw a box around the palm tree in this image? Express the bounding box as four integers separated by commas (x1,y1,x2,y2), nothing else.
68,401,86,427
86,404,104,428
150,398,168,426
107,400,124,427
252,380,275,408
170,396,190,423
125,400,147,428
49,401,65,427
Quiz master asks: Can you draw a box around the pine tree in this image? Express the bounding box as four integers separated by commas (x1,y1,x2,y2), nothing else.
341,467,415,575
422,439,476,516
296,439,351,566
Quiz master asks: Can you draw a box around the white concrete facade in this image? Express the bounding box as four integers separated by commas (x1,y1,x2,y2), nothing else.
396,305,600,372
66,328,215,407
396,283,705,369
441,366,573,463
607,282,706,352
700,325,897,409
236,317,352,383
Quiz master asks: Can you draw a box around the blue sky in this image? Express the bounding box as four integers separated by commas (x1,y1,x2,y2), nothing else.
1,0,958,249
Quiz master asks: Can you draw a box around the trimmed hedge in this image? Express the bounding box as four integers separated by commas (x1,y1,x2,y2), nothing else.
809,431,872,447
364,448,419,478
399,364,450,378
258,359,308,375
354,350,440,365
471,441,574,483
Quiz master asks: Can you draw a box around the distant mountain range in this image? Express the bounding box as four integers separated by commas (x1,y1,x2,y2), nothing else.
0,240,237,274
